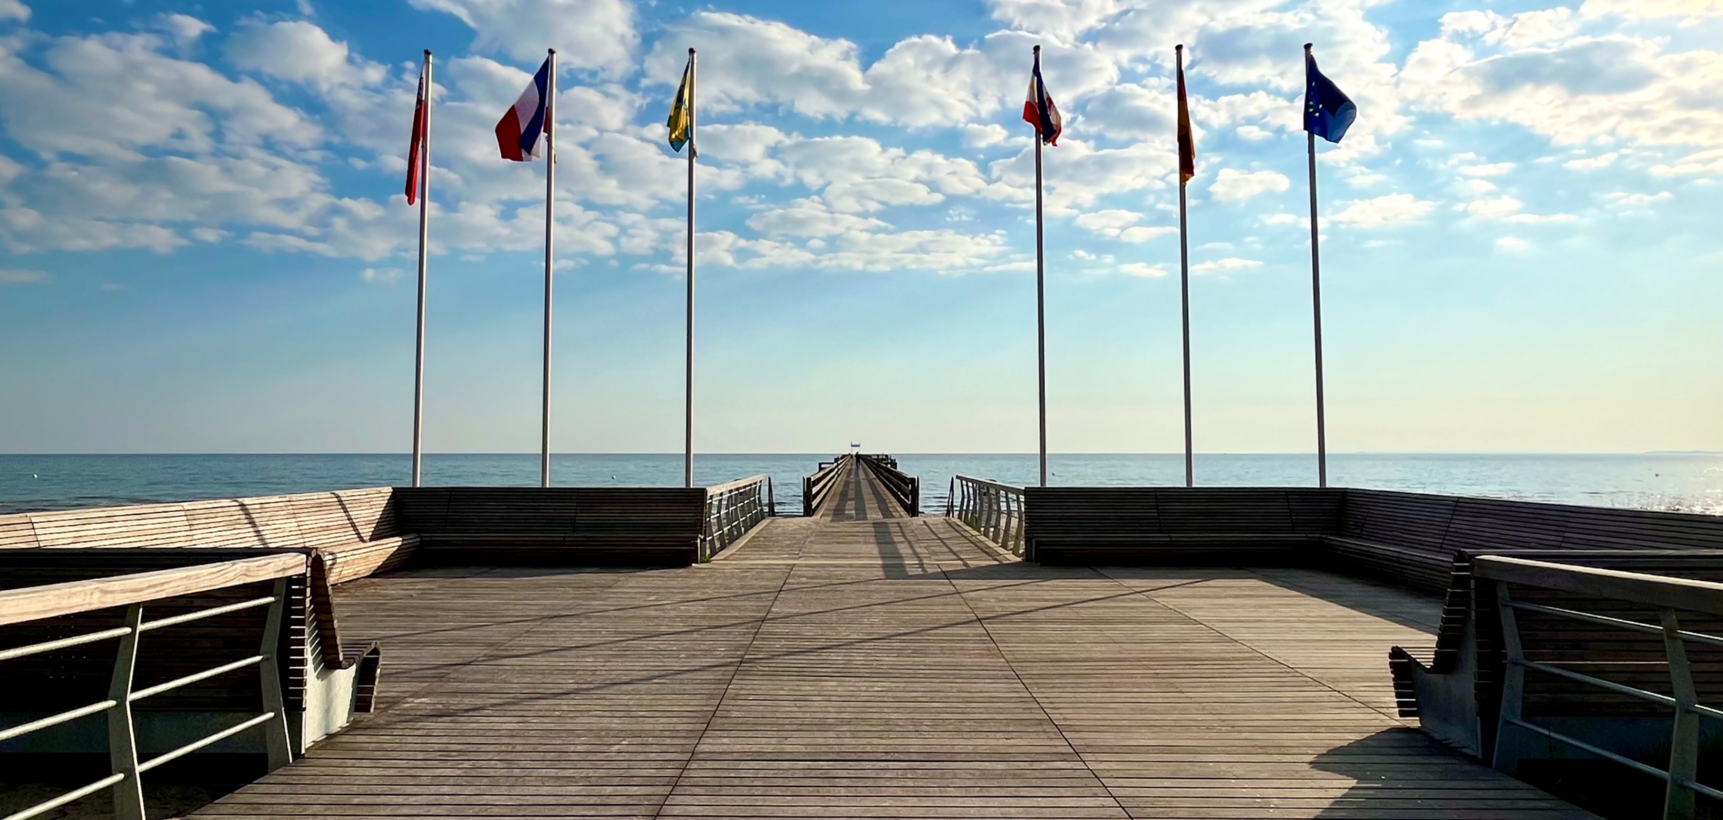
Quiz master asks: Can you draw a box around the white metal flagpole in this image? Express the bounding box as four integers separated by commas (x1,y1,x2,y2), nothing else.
1305,44,1329,489
684,48,697,490
1033,45,1048,489
1176,44,1194,488
411,50,432,488
541,49,556,488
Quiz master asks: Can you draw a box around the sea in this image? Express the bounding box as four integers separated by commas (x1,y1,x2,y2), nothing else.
0,453,1720,517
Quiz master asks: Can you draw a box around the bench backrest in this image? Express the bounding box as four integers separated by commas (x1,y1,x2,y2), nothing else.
393,487,707,536
0,487,403,552
1023,487,1343,540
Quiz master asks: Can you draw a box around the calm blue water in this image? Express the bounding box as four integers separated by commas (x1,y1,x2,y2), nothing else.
0,453,1719,517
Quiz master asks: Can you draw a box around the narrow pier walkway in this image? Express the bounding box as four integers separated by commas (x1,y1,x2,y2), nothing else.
191,500,1594,817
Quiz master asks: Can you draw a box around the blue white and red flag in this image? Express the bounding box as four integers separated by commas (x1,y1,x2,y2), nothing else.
495,57,551,162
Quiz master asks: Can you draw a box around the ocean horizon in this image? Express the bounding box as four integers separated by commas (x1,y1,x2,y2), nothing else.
2,452,1719,517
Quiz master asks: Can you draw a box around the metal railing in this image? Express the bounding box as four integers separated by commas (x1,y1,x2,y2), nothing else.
0,554,305,820
949,475,1026,556
802,455,849,516
859,456,920,517
701,474,773,561
1478,555,1723,820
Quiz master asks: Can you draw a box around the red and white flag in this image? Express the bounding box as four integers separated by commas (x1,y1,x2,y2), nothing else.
405,72,428,204
496,57,552,162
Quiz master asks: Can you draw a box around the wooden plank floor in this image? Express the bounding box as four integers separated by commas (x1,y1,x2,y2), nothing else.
191,508,1596,818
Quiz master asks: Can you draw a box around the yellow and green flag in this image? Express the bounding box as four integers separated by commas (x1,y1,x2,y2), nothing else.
667,55,695,156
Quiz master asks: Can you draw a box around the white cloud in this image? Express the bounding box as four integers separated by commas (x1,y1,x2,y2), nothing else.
1458,162,1515,177
226,20,384,91
1580,0,1723,20
0,1,25,23
407,0,637,75
1073,208,1175,242
0,268,46,284
361,267,407,282
1191,257,1263,275
1460,195,1524,219
159,14,215,47
746,197,889,237
1650,149,1723,176
1118,262,1168,278
1565,152,1619,171
1497,236,1529,251
1208,168,1290,202
1327,194,1435,228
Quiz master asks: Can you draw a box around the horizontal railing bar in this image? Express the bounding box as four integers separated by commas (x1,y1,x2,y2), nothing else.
130,655,263,702
1506,600,1723,650
139,596,276,633
0,554,307,627
137,711,277,773
1513,658,1678,708
705,474,768,495
1504,717,1671,782
1681,776,1723,803
1,773,127,820
0,626,133,662
953,475,1024,493
0,699,119,743
1477,556,1723,617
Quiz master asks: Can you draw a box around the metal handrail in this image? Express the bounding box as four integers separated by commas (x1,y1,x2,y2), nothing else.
950,475,1026,556
0,556,302,820
1476,556,1723,818
700,474,773,561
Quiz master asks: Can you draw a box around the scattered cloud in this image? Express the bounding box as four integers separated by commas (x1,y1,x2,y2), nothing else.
1191,257,1263,275
1327,194,1435,228
1208,168,1290,202
361,267,407,282
0,268,46,284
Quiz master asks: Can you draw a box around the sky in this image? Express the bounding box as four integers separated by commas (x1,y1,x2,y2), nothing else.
0,0,1718,455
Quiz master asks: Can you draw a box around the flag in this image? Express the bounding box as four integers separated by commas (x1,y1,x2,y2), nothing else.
1304,49,1356,144
1176,48,1195,184
667,55,696,156
495,57,551,162
1022,55,1061,146
406,72,428,204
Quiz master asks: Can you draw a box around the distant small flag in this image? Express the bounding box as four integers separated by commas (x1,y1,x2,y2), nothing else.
495,57,551,162
1304,47,1356,144
1022,53,1061,146
405,72,428,204
667,55,696,156
1176,46,1195,184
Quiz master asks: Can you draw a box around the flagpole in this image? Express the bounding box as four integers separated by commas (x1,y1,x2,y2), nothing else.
1176,44,1193,488
541,49,556,488
1305,43,1328,489
411,50,432,488
1032,45,1048,489
684,48,697,489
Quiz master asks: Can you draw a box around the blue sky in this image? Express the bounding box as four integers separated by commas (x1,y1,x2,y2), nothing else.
0,0,1718,454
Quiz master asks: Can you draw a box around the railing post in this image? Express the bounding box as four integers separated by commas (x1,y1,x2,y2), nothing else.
1490,581,1529,776
259,578,294,771
109,604,146,820
1661,608,1700,820
767,477,776,517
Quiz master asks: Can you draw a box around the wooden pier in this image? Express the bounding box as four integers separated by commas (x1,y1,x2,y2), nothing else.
152,461,1590,819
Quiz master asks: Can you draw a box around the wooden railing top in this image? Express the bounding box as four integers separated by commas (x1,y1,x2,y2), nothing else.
705,475,770,496
1474,555,1723,617
0,553,307,627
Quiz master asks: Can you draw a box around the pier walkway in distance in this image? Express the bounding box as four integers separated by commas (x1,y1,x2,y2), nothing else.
185,479,1594,818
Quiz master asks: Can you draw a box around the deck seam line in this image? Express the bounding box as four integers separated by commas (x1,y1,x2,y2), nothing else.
939,519,1136,820
647,526,803,820
1094,566,1407,722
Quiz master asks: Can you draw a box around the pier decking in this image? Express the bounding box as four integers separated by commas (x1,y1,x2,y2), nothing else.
184,466,1595,819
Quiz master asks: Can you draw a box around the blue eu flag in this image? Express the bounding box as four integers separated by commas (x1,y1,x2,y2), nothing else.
1304,47,1356,144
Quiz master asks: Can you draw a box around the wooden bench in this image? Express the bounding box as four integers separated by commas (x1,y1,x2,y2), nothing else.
396,487,708,566
0,487,416,585
1389,549,1723,762
0,549,380,762
1332,490,1723,593
1023,487,1340,564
